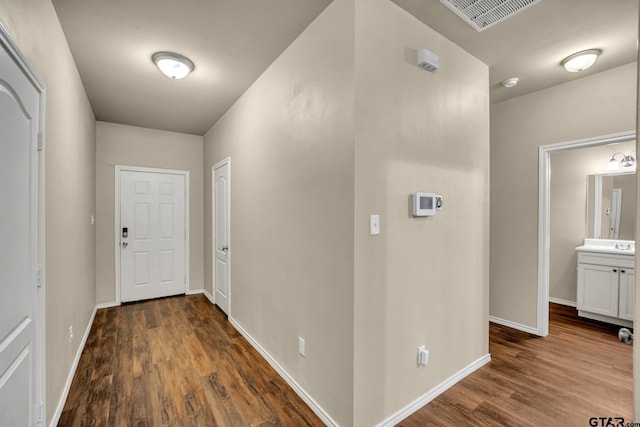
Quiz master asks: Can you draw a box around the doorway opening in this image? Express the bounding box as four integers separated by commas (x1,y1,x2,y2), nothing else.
538,131,636,336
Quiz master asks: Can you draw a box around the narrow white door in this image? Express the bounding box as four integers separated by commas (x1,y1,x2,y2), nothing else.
120,170,186,302
0,29,44,425
214,160,230,315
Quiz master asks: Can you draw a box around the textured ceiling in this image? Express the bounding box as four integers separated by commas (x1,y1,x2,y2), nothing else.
393,0,638,104
52,0,333,135
53,0,638,135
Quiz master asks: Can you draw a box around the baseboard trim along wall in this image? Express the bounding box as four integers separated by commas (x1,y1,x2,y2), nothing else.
95,301,120,310
548,297,576,307
375,353,491,427
187,289,215,304
489,315,540,335
50,305,98,427
229,317,340,427
203,289,214,304
186,288,215,305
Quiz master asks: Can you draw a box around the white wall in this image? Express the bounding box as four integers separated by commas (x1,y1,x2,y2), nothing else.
203,0,355,424
491,62,637,328
353,0,489,424
95,122,204,303
0,0,96,423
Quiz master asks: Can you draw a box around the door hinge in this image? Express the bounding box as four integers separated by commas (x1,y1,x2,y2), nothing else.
37,131,44,152
35,401,44,423
184,276,186,285
37,266,44,288
184,230,187,239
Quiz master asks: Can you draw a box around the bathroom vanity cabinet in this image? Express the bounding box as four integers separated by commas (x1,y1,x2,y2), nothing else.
576,242,634,328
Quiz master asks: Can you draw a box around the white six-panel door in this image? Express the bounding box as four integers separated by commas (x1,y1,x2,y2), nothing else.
120,170,187,302
213,159,230,315
0,25,45,425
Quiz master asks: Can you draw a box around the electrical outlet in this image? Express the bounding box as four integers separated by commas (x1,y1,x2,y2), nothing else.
298,337,306,357
418,345,429,366
69,325,74,343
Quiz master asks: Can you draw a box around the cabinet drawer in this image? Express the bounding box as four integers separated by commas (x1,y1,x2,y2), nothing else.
577,252,634,268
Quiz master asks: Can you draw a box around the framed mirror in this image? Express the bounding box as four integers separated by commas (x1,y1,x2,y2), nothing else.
586,171,636,240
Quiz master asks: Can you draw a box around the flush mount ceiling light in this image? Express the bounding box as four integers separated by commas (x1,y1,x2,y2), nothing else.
561,49,601,73
152,52,194,79
606,151,636,171
501,77,519,88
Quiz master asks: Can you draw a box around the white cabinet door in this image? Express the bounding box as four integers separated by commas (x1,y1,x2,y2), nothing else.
618,268,635,321
577,263,619,317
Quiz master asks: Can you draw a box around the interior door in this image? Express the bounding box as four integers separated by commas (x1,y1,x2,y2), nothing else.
0,29,43,425
120,170,186,302
214,160,230,315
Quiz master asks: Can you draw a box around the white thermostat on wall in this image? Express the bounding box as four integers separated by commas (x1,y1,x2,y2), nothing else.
412,192,443,217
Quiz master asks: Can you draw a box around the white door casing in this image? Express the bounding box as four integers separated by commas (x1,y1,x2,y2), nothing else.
118,168,188,303
538,131,635,337
0,24,46,425
213,159,230,315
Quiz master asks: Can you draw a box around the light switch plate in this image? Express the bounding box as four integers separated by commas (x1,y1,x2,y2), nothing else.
370,214,380,236
298,337,306,357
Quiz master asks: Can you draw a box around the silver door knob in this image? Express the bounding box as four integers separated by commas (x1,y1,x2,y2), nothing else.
221,246,228,251
122,241,128,248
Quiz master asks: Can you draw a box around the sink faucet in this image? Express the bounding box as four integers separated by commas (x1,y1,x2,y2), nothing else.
614,243,633,250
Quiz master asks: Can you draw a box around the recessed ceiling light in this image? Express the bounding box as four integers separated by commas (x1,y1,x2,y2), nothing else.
501,77,519,88
561,49,601,73
152,52,194,79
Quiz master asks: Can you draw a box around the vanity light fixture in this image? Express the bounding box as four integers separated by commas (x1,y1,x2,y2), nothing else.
152,52,194,79
606,151,636,171
561,49,601,73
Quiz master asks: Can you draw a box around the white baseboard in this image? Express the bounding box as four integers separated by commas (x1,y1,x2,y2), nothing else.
548,297,576,307
375,353,491,427
186,288,215,304
203,289,214,304
489,316,540,335
229,317,339,427
95,301,120,310
49,305,98,427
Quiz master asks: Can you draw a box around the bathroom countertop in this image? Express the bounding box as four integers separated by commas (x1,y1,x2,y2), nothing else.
575,238,635,256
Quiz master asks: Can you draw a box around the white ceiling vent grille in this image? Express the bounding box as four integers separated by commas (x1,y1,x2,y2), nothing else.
439,0,543,32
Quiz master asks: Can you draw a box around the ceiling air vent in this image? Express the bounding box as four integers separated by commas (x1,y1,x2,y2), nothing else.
439,0,543,32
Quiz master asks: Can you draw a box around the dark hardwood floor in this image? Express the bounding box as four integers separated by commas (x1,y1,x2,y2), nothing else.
60,298,632,426
398,303,633,426
59,294,324,426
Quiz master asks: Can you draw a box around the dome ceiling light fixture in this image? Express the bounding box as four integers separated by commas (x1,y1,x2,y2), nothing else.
561,49,601,73
152,52,194,79
501,77,519,88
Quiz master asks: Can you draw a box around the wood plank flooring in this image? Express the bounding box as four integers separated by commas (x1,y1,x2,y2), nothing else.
58,294,324,426
60,298,632,426
398,303,633,426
